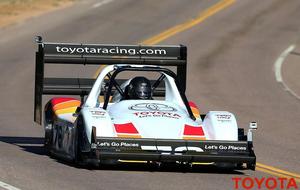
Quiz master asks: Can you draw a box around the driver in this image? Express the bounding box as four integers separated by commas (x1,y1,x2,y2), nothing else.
124,76,152,100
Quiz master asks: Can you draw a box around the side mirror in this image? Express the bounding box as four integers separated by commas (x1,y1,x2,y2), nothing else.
249,122,257,130
247,122,257,142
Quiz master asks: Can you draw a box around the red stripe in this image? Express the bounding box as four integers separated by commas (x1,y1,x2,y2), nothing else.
188,101,198,109
51,97,79,105
184,124,204,136
114,123,138,134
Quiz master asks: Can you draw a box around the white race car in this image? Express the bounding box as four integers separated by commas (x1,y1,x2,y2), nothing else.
34,37,257,170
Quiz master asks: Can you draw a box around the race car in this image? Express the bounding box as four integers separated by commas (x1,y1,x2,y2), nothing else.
34,36,257,170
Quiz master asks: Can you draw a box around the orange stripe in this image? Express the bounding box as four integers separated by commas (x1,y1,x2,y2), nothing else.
191,107,199,113
183,136,206,140
192,113,200,118
117,134,142,138
53,100,80,111
190,107,200,118
54,106,78,115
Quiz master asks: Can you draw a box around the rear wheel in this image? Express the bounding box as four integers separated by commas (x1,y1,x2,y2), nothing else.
44,103,54,153
44,120,54,155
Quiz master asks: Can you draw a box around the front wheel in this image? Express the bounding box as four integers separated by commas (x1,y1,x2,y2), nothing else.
215,162,238,171
74,116,92,166
74,124,84,165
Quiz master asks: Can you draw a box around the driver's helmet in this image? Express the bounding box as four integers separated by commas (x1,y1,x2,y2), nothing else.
125,76,152,100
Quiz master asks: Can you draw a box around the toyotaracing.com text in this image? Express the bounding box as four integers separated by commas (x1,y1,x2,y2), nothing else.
55,46,167,56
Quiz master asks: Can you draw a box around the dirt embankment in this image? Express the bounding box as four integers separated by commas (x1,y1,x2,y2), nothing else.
0,0,76,28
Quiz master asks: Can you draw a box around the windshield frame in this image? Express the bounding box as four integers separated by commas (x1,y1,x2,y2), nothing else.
101,66,195,120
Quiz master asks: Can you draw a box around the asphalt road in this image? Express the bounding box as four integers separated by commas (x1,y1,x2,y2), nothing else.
0,0,299,189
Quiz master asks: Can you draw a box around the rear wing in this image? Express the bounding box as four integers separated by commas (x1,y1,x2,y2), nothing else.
34,36,187,124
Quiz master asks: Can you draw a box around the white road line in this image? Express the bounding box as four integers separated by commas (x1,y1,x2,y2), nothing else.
274,44,300,100
0,181,21,190
274,45,295,82
92,0,114,8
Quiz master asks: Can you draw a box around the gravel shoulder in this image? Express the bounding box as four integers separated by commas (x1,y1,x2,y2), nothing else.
0,0,76,28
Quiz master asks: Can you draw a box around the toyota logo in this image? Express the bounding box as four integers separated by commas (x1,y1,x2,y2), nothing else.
129,103,177,111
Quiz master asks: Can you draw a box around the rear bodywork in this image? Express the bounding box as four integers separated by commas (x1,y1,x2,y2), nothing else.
34,37,256,170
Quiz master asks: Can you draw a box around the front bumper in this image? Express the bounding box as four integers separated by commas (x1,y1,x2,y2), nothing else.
92,137,256,170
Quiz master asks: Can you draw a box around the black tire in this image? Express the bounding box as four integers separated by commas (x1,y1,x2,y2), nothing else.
75,115,91,166
44,122,53,155
74,123,84,164
238,128,247,141
246,162,256,170
215,162,237,171
44,102,54,153
44,130,52,148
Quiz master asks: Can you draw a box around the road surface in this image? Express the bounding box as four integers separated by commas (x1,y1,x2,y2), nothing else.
0,0,299,189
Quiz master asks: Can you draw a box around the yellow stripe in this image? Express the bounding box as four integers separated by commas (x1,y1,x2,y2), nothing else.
257,163,300,180
55,107,77,115
192,162,214,165
141,0,235,45
193,113,200,118
257,167,300,183
119,160,148,163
